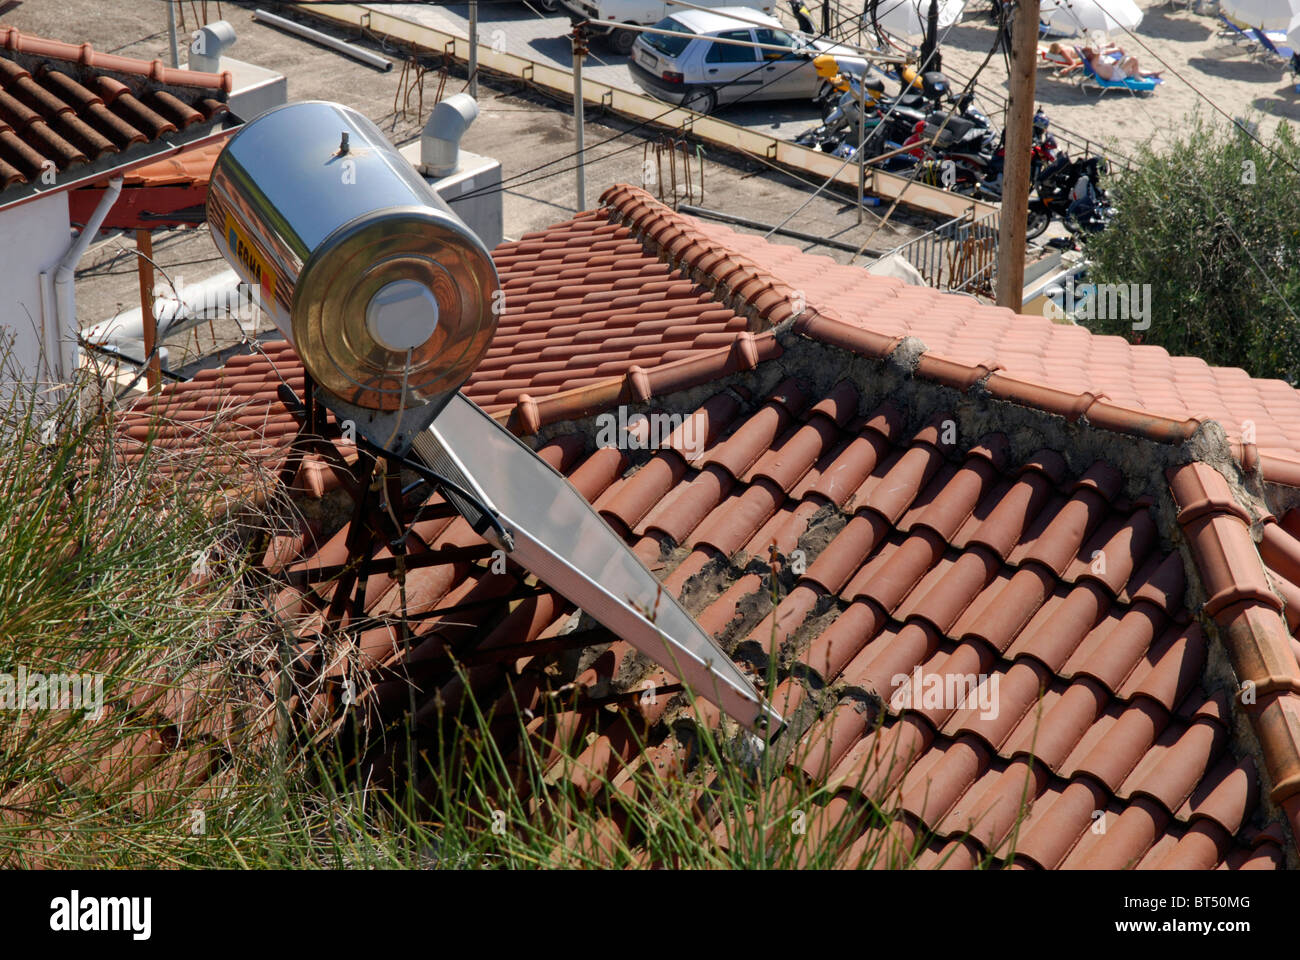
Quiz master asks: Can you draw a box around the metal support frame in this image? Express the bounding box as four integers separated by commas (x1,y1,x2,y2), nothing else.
269,385,625,681
167,0,180,68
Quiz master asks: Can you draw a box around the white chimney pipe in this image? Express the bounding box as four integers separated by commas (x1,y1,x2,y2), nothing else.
190,20,237,74
420,94,479,178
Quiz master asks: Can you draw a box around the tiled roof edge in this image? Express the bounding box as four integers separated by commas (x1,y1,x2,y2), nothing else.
793,309,1209,445
600,184,1216,453
1,26,233,93
600,184,804,328
495,329,782,435
1229,441,1300,488
1168,462,1300,842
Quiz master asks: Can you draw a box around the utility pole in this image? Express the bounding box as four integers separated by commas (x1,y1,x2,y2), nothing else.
572,24,588,212
468,0,479,99
166,1,180,67
995,0,1039,311
856,78,866,224
822,0,830,35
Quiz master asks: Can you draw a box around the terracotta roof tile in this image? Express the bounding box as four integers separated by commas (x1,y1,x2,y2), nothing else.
1168,465,1300,826
598,184,1300,484
166,361,1272,866
0,27,230,203
114,187,1300,866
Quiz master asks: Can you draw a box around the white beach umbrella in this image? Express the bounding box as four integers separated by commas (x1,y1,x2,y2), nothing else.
1041,0,1143,38
868,0,964,37
1288,10,1300,46
1221,0,1300,32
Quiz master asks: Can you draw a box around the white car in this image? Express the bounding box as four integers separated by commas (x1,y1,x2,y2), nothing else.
628,7,868,113
561,0,776,54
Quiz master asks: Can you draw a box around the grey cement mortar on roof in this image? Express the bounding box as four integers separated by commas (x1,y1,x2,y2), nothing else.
1201,622,1300,868
1263,481,1300,523
526,327,1300,840
525,321,1227,650
529,318,1244,550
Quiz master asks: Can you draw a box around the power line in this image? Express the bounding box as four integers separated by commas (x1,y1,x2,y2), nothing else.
1084,0,1300,179
846,0,1010,262
763,0,979,240
449,5,883,202
1063,22,1300,330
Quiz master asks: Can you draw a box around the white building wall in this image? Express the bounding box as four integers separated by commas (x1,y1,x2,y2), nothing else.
0,190,71,389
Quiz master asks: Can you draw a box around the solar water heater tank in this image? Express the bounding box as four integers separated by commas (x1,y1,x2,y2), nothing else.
204,101,781,734
206,100,498,437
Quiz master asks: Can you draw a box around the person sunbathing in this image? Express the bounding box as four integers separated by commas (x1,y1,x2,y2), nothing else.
1045,40,1120,73
1078,45,1162,80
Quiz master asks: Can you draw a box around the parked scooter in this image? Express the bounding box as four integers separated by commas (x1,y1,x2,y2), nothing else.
800,57,890,153
970,108,1058,203
798,62,986,172
914,100,1002,193
1027,155,1113,240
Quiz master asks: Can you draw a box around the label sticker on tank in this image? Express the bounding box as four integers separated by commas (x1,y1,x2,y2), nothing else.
225,213,276,302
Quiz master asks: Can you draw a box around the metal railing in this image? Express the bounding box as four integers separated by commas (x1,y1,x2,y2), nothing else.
878,207,1000,293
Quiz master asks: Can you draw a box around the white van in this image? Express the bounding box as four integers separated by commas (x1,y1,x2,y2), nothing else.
562,0,777,54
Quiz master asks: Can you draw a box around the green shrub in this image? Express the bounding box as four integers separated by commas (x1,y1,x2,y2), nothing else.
1083,114,1300,382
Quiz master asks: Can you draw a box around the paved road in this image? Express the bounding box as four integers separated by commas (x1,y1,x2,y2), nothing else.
365,1,826,139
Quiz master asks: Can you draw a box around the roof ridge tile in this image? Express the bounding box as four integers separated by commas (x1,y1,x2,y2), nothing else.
600,184,1289,473
1,27,232,92
1168,462,1300,844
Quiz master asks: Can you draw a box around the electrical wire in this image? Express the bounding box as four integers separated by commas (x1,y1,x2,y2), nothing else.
279,0,940,211
80,253,228,278
1081,0,1300,179
261,364,511,542
368,441,512,546
449,4,889,202
939,57,1135,168
382,346,414,450
467,135,653,201
761,0,977,239
846,0,1009,261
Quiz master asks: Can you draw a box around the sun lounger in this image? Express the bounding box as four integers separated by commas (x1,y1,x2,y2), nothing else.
1252,29,1296,62
1217,14,1255,43
1079,57,1162,93
1038,44,1069,68
1218,14,1269,59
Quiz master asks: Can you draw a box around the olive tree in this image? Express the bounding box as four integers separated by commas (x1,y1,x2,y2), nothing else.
1082,115,1300,383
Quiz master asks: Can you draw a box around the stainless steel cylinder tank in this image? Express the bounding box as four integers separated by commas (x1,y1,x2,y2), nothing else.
206,100,498,414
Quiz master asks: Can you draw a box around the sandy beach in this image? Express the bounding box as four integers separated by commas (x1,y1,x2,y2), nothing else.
911,0,1298,160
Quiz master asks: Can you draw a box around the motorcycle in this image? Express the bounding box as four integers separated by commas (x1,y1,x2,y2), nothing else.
970,109,1058,203
1026,155,1112,240
799,72,890,153
799,68,953,158
917,104,1003,194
